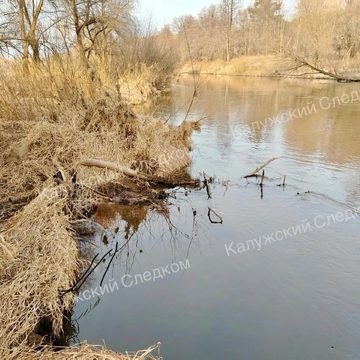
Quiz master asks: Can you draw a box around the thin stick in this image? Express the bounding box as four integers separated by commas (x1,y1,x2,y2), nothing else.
81,183,113,201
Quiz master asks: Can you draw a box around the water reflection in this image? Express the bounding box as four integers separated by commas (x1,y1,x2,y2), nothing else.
153,76,360,208
94,204,149,240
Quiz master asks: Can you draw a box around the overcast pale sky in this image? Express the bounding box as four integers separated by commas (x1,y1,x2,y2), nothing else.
137,0,296,28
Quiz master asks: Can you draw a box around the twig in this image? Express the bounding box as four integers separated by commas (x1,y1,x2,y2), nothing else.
81,183,113,201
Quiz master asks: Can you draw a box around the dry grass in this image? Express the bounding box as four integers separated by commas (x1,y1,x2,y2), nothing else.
0,187,78,356
180,55,296,77
10,342,161,359
0,55,195,358
0,57,194,221
180,54,360,79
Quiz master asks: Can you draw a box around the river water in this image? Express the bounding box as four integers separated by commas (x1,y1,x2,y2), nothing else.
72,76,360,360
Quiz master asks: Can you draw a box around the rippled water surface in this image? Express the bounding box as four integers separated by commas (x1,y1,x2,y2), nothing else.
73,77,360,360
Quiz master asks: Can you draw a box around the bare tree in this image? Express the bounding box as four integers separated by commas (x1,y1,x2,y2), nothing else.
17,0,44,61
220,0,238,61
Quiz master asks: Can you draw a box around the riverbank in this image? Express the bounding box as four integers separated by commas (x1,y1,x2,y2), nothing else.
0,57,197,358
179,55,360,81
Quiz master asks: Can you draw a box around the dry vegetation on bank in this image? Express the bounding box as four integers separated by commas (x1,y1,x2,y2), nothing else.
0,0,198,358
180,56,296,77
180,55,360,80
0,55,197,359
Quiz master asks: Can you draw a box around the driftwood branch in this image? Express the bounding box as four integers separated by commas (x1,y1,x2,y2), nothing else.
294,56,360,83
80,159,140,178
244,157,282,178
80,158,200,188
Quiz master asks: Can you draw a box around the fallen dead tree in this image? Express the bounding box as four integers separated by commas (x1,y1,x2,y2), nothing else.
294,56,360,83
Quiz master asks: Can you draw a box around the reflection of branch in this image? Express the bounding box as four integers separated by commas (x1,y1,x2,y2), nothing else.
260,170,265,199
183,24,197,122
208,207,223,224
244,157,282,178
71,253,99,289
203,173,212,199
60,249,112,296
100,242,119,287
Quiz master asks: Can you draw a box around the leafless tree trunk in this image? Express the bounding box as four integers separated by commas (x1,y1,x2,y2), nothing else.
18,0,29,60
224,0,237,61
65,0,88,66
17,0,44,62
226,0,236,62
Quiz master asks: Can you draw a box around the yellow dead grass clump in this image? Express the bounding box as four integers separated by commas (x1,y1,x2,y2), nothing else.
19,342,161,359
0,187,77,356
0,56,195,358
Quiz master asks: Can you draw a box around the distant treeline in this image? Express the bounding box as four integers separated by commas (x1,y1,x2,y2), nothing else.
157,0,360,63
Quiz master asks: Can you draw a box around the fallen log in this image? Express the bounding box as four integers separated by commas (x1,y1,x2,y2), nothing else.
244,157,282,178
80,158,200,188
294,56,360,83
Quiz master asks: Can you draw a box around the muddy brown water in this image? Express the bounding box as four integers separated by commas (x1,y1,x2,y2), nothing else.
71,76,360,360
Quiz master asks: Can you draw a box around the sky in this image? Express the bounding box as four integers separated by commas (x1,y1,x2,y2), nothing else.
137,0,296,28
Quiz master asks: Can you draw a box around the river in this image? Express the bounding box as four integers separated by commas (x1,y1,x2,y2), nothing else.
71,76,360,360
